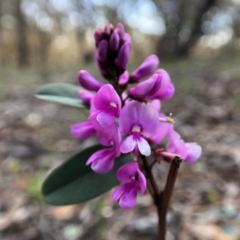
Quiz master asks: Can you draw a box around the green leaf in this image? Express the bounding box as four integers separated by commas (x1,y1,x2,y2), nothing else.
36,83,87,108
42,145,132,205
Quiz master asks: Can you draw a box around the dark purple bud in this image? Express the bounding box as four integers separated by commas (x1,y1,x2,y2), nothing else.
94,28,103,46
78,89,95,105
130,55,159,82
115,42,131,71
103,24,114,36
110,29,120,51
122,33,132,49
97,40,109,62
116,23,125,38
118,70,129,86
95,52,109,79
78,70,104,91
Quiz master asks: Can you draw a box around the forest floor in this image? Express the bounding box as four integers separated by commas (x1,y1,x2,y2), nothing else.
0,56,240,240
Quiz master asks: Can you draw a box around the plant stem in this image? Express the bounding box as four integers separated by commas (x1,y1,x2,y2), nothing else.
158,156,182,240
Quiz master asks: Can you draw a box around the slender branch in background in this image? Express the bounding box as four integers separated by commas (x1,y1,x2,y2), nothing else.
158,156,182,240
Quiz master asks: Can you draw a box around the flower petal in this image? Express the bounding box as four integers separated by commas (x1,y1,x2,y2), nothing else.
93,84,121,117
97,112,116,129
137,169,147,193
119,184,138,209
137,136,151,156
70,121,95,140
116,162,138,183
86,148,116,174
185,143,202,163
120,135,136,154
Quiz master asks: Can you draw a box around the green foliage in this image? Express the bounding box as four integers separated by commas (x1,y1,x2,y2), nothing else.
42,145,132,205
35,83,87,108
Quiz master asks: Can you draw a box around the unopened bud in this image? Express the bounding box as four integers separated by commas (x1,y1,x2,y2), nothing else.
78,70,104,91
118,70,129,86
115,42,131,72
130,55,159,82
97,40,109,62
110,29,120,51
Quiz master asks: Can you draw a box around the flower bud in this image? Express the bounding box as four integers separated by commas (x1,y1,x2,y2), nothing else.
130,55,159,82
94,28,103,46
158,83,175,100
97,40,109,62
78,70,104,91
103,24,113,36
110,29,120,51
118,70,129,86
116,23,125,38
122,33,132,49
115,42,131,72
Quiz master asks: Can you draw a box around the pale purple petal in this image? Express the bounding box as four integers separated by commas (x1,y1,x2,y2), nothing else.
137,136,151,156
185,143,202,163
158,83,175,100
86,148,116,174
116,23,125,38
118,184,138,209
93,84,121,117
167,130,187,159
151,120,170,144
96,112,116,129
116,162,139,183
120,135,136,153
151,100,161,111
70,121,95,140
130,55,159,81
137,169,147,193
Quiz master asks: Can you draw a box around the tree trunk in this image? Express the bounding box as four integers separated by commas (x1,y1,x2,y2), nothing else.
15,0,29,66
156,0,218,58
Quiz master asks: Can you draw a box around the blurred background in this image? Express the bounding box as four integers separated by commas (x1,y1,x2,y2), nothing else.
0,0,240,239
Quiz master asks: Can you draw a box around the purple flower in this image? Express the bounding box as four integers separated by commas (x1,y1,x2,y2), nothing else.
87,123,121,173
129,69,175,101
110,29,120,51
78,70,104,92
97,40,109,63
166,127,202,163
90,84,121,130
130,55,159,82
119,101,159,156
111,162,146,209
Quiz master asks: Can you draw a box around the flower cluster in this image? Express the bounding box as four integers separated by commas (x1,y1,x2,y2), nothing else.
71,23,202,209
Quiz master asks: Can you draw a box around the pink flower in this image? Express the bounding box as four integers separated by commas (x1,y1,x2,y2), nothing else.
78,90,95,106
111,162,146,209
90,84,121,130
70,121,96,140
167,127,202,163
119,101,159,156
